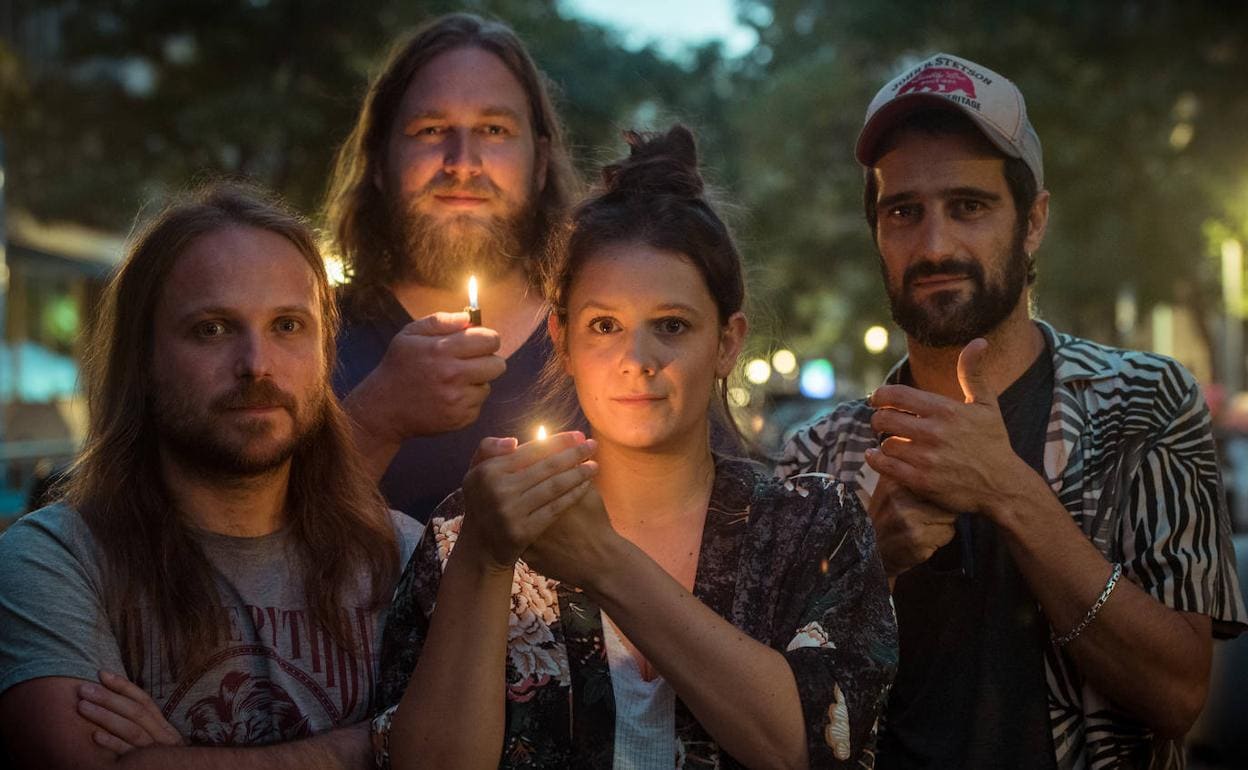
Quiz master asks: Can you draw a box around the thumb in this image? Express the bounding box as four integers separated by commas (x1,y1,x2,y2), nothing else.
404,311,471,337
470,436,518,468
956,337,996,406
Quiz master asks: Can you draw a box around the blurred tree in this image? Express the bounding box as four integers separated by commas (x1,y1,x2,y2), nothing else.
5,0,383,227
6,0,1247,388
732,0,1248,383
0,0,712,230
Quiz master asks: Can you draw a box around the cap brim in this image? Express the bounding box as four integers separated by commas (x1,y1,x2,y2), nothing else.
855,94,1022,167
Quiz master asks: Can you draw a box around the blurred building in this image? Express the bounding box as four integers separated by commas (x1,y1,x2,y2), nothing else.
1,207,122,516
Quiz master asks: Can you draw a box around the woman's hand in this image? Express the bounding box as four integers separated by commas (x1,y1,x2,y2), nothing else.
521,482,621,588
386,433,598,769
457,431,599,573
76,670,185,754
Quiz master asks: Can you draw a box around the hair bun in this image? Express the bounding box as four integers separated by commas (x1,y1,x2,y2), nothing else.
601,125,703,199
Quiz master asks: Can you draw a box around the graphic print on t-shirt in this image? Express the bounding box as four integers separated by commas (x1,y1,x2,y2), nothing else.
119,603,379,744
180,667,311,744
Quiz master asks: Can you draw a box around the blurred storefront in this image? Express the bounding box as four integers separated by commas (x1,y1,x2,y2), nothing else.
0,207,122,518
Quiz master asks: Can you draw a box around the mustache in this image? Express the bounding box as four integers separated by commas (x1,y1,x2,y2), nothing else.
212,379,297,412
417,174,500,200
903,258,985,290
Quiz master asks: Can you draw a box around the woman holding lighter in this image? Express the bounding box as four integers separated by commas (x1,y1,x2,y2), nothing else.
373,126,897,769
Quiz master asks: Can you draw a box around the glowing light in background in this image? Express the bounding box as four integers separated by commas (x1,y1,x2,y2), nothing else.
864,325,890,354
745,358,772,384
728,386,750,407
771,349,797,375
800,359,836,399
1169,123,1194,151
324,255,347,287
1223,239,1243,317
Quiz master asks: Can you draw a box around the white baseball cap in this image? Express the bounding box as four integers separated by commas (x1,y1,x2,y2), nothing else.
856,53,1044,189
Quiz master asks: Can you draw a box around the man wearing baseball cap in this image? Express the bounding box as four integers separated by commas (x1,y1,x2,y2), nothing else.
780,53,1245,768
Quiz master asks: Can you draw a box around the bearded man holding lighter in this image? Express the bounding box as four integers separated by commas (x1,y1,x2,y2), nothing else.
324,13,580,523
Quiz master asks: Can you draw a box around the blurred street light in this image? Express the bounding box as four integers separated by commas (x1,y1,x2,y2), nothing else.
745,358,771,384
1223,238,1244,392
324,254,347,287
1224,238,1244,317
799,359,835,399
864,325,889,354
771,349,797,375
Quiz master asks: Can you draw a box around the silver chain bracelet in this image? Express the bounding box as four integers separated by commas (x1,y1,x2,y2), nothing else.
1051,562,1123,648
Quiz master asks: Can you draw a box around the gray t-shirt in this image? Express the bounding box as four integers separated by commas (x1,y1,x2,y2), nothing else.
0,503,422,745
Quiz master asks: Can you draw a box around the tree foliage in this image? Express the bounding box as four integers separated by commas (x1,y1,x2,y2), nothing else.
0,0,708,228
729,0,1248,381
3,0,1247,384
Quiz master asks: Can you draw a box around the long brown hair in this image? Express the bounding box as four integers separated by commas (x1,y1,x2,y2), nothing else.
323,12,579,305
67,181,399,681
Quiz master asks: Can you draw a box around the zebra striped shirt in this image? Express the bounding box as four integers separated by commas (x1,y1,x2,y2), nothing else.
778,321,1247,769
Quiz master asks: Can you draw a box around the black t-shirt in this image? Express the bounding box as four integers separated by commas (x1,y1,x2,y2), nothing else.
878,341,1057,770
333,287,556,523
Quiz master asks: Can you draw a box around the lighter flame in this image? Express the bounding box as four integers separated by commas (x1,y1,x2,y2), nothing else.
535,425,548,441
467,275,479,309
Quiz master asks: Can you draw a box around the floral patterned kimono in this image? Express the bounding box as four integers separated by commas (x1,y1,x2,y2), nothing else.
374,457,898,768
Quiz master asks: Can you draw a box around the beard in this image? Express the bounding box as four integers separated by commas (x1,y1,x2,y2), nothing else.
883,227,1029,348
387,174,540,290
153,378,326,478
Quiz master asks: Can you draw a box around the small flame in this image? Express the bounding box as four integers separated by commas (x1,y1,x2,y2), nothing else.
535,425,548,441
467,275,479,310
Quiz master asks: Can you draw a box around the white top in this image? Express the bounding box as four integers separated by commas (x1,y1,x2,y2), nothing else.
602,611,677,769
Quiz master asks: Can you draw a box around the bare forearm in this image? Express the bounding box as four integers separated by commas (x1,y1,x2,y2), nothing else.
993,474,1211,736
586,539,807,770
389,549,513,770
342,380,403,482
117,723,369,770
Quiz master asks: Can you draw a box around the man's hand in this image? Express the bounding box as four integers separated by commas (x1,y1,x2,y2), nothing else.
2,675,370,769
868,475,959,579
345,311,507,445
865,338,1028,518
77,670,184,755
